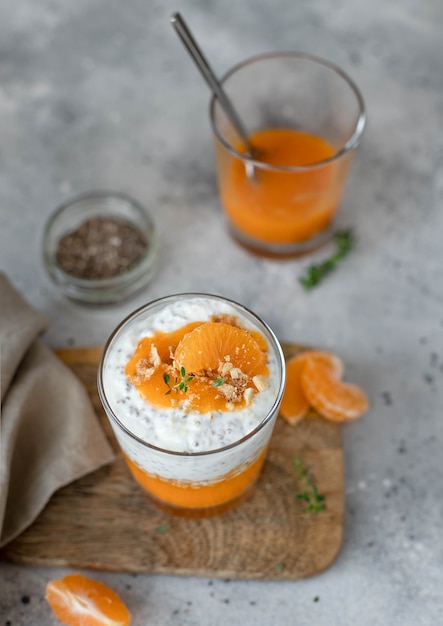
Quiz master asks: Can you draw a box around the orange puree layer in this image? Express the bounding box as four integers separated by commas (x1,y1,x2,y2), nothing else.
123,448,267,509
221,128,340,245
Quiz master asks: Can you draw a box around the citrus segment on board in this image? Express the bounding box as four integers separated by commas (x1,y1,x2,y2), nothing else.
280,350,343,424
280,349,367,424
279,356,310,424
45,573,131,626
301,357,369,422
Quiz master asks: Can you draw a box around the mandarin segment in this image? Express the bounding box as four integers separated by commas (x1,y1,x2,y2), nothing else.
174,322,268,378
280,350,344,424
300,350,344,379
126,321,203,370
301,358,368,422
45,573,131,626
279,356,309,424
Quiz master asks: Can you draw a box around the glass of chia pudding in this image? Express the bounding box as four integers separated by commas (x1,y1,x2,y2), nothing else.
98,293,286,517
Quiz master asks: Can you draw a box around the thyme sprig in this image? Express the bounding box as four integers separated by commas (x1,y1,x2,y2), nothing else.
293,456,326,514
299,228,355,290
212,377,226,387
163,367,194,394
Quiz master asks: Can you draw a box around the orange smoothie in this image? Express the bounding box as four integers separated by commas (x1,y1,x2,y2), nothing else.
220,128,342,245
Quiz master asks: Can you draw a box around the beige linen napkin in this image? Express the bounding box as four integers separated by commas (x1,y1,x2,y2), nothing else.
0,274,115,547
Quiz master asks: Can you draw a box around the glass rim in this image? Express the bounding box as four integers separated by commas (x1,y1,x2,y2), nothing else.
97,292,286,459
209,50,367,172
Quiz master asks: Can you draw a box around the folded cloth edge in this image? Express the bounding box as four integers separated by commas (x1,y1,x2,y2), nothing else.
0,339,116,548
0,274,116,548
0,273,47,403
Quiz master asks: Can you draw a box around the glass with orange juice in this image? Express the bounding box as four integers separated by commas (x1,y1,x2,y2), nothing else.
98,294,285,517
210,52,366,256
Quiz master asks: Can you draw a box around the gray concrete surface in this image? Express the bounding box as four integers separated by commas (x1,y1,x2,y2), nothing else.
1,0,442,624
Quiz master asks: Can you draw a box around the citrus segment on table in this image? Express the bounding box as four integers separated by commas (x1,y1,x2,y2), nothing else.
126,320,269,413
301,357,368,421
280,351,343,424
45,573,131,626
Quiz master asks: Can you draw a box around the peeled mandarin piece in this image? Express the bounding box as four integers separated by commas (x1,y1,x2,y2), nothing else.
279,356,309,424
301,358,368,422
174,322,267,377
45,573,131,626
280,350,344,425
300,350,344,379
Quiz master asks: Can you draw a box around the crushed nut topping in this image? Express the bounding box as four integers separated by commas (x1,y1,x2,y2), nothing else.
150,344,161,368
252,375,269,392
129,343,161,384
210,314,242,327
219,360,233,377
132,359,155,384
243,387,255,403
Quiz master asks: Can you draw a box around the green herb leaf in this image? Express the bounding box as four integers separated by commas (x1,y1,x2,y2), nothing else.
154,523,171,534
293,456,326,514
299,229,355,290
275,563,286,571
163,373,172,395
212,377,226,387
164,366,194,394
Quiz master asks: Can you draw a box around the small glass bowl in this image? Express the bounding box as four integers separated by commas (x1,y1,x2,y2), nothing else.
43,191,158,304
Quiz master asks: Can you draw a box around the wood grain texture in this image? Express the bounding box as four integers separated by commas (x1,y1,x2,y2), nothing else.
0,344,344,580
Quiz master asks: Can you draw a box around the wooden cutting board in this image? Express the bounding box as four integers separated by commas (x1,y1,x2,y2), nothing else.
0,344,344,580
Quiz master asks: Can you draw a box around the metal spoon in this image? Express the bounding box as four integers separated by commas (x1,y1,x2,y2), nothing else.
170,12,257,179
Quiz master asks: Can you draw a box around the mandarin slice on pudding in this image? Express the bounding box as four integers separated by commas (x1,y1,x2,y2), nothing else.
126,320,269,414
174,321,267,377
173,321,269,411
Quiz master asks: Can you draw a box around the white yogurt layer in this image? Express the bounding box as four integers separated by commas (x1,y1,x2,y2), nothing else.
102,296,281,456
